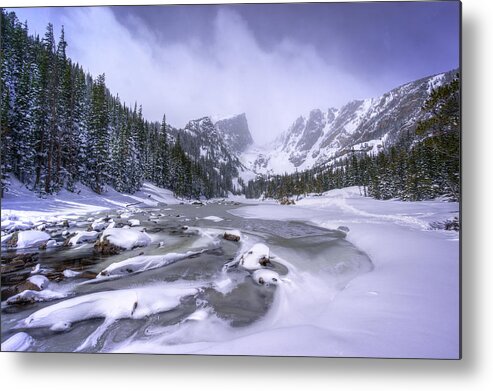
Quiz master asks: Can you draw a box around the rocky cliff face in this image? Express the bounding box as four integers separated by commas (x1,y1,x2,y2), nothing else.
214,113,253,154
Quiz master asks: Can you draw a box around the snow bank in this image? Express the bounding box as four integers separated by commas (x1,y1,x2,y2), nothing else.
98,251,202,277
100,228,151,250
1,178,181,226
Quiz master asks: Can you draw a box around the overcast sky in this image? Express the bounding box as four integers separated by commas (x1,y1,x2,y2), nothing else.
10,2,460,144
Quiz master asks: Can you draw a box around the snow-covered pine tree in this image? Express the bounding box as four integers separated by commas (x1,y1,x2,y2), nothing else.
87,74,109,194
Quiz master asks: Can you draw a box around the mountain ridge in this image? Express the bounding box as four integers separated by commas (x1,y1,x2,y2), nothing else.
239,68,458,176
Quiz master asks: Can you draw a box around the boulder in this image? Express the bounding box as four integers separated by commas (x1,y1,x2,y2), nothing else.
1,279,42,301
238,243,271,270
94,237,123,255
6,231,18,247
252,269,281,286
223,230,241,242
279,197,296,205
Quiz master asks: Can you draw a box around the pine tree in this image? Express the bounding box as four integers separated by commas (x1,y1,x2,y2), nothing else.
87,74,109,194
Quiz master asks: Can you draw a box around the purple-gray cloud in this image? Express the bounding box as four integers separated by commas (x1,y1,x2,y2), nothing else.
10,2,459,144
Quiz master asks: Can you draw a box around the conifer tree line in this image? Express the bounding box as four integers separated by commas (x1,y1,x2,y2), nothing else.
0,10,229,199
1,10,460,203
245,74,460,202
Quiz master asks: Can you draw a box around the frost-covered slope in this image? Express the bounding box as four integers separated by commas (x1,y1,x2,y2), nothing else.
245,69,457,175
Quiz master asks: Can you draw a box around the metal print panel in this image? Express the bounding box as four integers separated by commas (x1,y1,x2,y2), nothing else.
0,1,461,359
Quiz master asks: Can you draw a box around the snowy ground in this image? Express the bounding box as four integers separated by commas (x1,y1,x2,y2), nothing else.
1,178,182,222
226,187,460,358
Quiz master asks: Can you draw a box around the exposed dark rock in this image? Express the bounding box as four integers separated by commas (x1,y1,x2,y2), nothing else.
1,280,41,301
6,232,18,247
78,271,98,279
430,217,460,231
1,264,18,274
94,238,123,255
279,197,296,205
259,257,271,267
223,232,240,242
214,113,253,154
62,232,77,247
45,272,64,282
1,253,39,274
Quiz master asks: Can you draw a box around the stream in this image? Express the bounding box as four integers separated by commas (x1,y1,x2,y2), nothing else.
1,201,373,353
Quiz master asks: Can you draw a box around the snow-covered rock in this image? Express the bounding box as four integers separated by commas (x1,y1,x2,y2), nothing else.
1,332,34,351
12,230,51,249
1,219,34,233
22,283,202,350
31,263,41,274
50,321,72,332
99,228,151,251
203,215,223,222
27,275,49,290
6,289,67,305
185,308,210,322
98,251,201,277
41,239,59,249
238,243,271,270
252,269,281,286
1,233,13,246
91,218,109,231
67,230,100,246
128,219,140,227
63,269,81,278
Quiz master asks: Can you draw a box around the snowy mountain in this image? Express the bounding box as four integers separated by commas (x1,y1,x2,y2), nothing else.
243,69,458,175
214,113,253,154
169,116,251,193
179,117,242,167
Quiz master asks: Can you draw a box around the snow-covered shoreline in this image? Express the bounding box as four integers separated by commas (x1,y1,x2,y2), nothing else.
1,178,183,222
227,187,460,358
